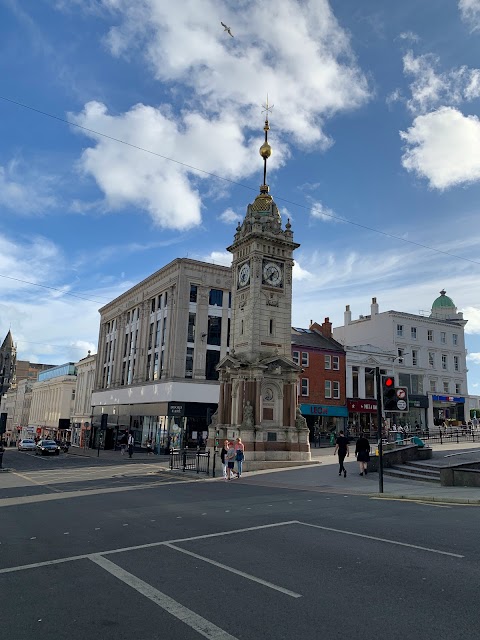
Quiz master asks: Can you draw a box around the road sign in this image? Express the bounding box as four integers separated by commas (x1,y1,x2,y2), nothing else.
396,399,407,411
396,388,406,400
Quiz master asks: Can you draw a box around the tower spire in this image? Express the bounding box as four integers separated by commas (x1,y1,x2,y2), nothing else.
259,95,273,194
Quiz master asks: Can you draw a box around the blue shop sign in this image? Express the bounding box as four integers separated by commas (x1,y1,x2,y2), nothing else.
432,395,465,403
300,404,348,417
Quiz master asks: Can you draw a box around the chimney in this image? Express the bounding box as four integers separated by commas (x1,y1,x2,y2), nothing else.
344,304,352,325
371,297,379,316
321,317,332,338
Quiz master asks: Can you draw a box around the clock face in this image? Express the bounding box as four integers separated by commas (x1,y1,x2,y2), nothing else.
238,262,250,287
263,261,283,287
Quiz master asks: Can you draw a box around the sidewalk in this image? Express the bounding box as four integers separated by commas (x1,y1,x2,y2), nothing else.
239,442,480,505
66,446,170,465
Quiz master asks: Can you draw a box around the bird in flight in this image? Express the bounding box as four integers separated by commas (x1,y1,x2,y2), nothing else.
221,21,234,37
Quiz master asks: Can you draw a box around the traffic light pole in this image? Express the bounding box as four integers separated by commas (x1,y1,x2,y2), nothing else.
375,367,384,493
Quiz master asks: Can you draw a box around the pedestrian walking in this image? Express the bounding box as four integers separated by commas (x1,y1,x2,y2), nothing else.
235,437,245,478
220,440,229,479
226,441,236,480
355,433,370,476
120,431,128,455
127,432,134,458
334,430,349,477
146,438,153,454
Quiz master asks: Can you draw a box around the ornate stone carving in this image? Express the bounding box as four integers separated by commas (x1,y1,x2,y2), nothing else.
295,406,308,430
242,400,254,428
210,409,219,426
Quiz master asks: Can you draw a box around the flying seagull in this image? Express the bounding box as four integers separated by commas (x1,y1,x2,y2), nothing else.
221,21,234,37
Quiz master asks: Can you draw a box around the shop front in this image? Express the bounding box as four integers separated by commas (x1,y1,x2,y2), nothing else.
300,403,348,440
347,399,378,437
431,394,465,427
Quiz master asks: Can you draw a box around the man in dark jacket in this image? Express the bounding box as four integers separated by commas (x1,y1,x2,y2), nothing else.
355,433,371,476
334,431,349,477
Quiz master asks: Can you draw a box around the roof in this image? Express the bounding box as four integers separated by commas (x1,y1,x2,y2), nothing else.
432,289,455,309
291,328,344,353
1,330,14,350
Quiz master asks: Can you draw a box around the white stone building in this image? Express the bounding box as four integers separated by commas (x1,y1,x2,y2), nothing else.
91,258,231,451
333,292,468,430
71,352,97,447
28,363,77,440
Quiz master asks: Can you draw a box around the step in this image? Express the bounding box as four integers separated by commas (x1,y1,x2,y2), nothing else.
407,460,443,472
396,464,441,478
383,468,440,483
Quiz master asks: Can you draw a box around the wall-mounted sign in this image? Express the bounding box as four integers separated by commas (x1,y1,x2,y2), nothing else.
168,402,185,417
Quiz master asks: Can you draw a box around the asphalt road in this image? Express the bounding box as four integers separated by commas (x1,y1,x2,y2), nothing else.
1,459,479,640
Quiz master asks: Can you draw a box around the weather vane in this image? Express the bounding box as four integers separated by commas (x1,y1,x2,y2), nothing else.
261,94,274,119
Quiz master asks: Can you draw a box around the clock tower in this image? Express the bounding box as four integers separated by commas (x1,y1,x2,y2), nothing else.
210,102,311,466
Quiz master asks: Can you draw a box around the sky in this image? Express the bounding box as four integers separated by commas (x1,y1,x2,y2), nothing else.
1,0,480,392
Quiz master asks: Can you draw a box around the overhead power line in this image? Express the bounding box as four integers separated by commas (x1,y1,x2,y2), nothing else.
1,95,479,268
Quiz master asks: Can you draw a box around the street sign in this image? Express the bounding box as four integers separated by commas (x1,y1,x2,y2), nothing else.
396,388,406,400
396,399,407,411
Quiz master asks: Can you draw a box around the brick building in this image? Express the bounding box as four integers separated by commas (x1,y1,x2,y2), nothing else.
292,319,347,439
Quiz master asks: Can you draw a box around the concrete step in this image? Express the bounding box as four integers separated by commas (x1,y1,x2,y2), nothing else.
407,460,443,472
383,467,440,483
398,463,441,478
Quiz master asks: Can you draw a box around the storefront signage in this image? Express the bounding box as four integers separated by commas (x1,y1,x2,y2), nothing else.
409,395,429,409
347,399,377,413
168,402,185,417
432,395,465,404
300,404,348,417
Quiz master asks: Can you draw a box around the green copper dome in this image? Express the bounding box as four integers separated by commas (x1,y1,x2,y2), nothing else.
432,290,455,309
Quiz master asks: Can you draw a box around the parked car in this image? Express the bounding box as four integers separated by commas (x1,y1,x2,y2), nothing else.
17,438,36,451
35,440,60,456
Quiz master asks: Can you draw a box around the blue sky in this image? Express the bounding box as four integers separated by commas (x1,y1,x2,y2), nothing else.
1,0,480,392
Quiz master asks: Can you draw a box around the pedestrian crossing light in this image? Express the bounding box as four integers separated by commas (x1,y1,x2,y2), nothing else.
382,376,397,411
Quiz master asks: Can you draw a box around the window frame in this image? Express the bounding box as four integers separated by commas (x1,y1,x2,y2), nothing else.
411,326,417,340
333,381,340,399
325,380,332,399
292,351,300,366
396,324,404,337
324,354,331,370
301,352,309,367
332,355,340,370
301,378,309,397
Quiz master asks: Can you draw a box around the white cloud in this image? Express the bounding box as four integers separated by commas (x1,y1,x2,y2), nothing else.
201,251,232,267
459,0,480,31
403,51,480,115
398,31,420,42
293,261,313,281
219,208,239,224
400,107,480,189
467,352,480,364
67,1,370,228
463,308,480,334
0,160,57,214
309,200,339,223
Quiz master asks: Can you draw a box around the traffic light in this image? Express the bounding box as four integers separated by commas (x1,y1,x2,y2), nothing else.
215,430,220,448
0,413,6,435
382,376,397,411
382,376,409,412
100,413,108,430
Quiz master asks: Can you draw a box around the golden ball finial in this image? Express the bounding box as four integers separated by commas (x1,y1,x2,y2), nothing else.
259,141,272,159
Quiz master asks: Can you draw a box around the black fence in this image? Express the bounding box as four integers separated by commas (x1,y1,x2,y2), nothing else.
311,429,480,449
169,448,212,475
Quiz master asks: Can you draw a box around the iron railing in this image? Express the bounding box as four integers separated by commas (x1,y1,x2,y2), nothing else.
169,448,212,475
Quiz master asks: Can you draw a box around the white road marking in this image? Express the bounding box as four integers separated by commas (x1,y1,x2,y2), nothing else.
89,555,239,640
0,521,297,574
297,521,464,558
165,543,302,598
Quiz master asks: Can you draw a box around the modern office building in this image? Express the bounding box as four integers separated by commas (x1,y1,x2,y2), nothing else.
91,259,231,451
333,292,469,429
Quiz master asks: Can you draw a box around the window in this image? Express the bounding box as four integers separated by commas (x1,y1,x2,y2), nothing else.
155,320,161,348
293,351,300,365
209,289,223,307
441,354,447,370
398,348,405,362
301,352,309,367
428,330,433,342
428,352,435,368
325,380,332,399
441,332,446,344
72,390,76,401
411,327,417,340
164,291,168,307
228,292,232,308
455,383,461,395
333,381,340,399
325,355,331,369
269,319,274,335
454,356,459,371
301,378,309,396
205,350,220,380
453,334,458,345
332,356,340,370
146,353,152,381
148,322,154,350
162,319,167,346
185,347,194,378
157,294,162,309
153,352,159,380
397,324,404,337
412,350,418,366
430,380,436,393
365,369,375,398
187,313,196,343
207,316,222,346
241,320,244,335
352,366,359,397
150,298,156,313
190,285,198,303
227,318,230,348
443,381,449,393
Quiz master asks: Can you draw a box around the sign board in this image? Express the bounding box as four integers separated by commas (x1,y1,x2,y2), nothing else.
168,402,185,417
396,399,407,411
396,389,406,400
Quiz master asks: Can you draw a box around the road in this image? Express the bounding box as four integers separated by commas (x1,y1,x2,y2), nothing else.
1,451,479,640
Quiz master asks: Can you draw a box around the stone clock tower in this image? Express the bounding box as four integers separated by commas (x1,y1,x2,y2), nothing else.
209,104,311,466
